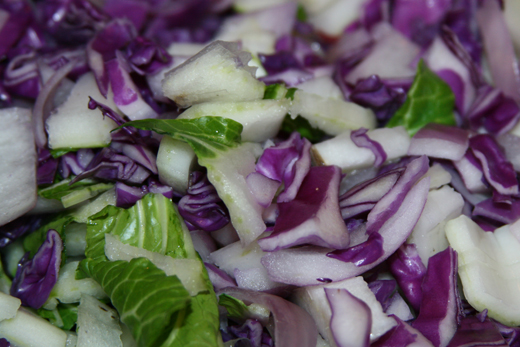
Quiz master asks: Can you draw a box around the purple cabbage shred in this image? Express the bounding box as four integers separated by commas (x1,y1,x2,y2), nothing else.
178,171,230,232
10,229,62,309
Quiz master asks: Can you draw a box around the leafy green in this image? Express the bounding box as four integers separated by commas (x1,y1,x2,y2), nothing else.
49,148,74,158
38,178,113,208
23,213,73,257
37,304,78,331
297,4,308,22
218,294,249,322
82,194,193,259
281,114,326,143
263,84,288,100
285,87,297,100
121,117,242,159
0,257,11,293
80,193,222,347
386,59,456,136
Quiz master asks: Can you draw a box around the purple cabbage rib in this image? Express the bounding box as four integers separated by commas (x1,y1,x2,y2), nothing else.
10,229,62,309
469,134,519,196
412,247,460,347
254,132,311,203
388,243,427,312
178,171,230,232
258,165,349,251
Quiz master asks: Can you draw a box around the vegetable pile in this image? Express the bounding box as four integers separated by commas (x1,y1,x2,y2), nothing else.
1,0,520,346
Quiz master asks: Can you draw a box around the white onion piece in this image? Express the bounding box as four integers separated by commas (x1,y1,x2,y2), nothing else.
326,288,371,347
0,107,37,226
218,287,318,347
408,124,469,161
262,177,430,286
477,0,520,102
76,294,122,347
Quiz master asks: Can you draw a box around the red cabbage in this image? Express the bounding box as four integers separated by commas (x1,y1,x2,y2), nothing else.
37,148,58,185
218,287,318,347
408,124,470,161
87,19,136,97
0,216,41,248
391,0,452,47
388,243,427,312
255,132,311,203
103,0,150,31
351,127,387,167
469,134,518,196
412,247,460,347
339,168,403,220
466,85,520,135
0,0,33,58
178,171,230,232
71,147,150,184
366,156,429,234
3,51,40,99
124,36,172,76
0,339,9,347
349,75,407,123
36,0,109,46
10,229,62,309
371,316,434,347
368,279,398,312
258,165,349,251
227,319,264,347
447,316,508,347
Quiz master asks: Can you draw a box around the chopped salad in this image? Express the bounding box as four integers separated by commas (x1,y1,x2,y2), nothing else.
1,0,520,346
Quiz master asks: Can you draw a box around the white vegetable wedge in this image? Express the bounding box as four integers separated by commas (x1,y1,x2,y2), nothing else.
46,72,118,149
0,107,37,226
446,215,520,326
290,90,376,136
408,185,464,266
200,142,266,245
162,41,265,108
177,99,290,142
77,294,122,347
44,261,107,310
104,234,206,296
0,292,21,321
312,127,410,171
292,276,396,346
157,136,198,195
0,308,68,347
